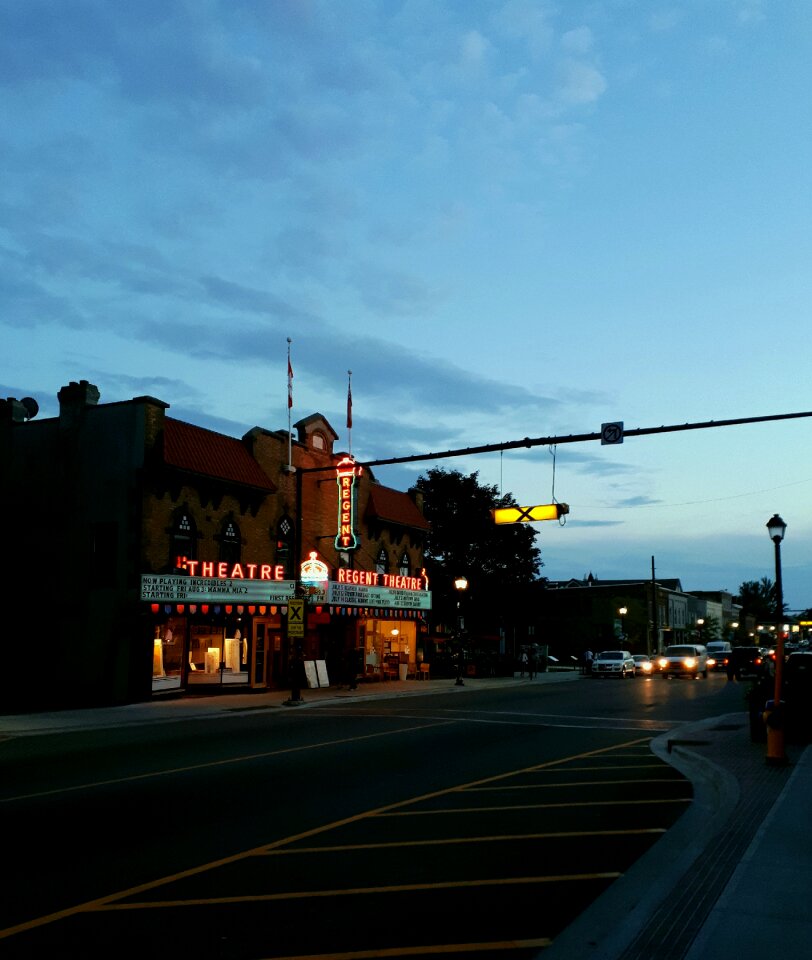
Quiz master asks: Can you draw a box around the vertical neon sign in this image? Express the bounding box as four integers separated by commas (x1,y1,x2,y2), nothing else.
335,456,361,550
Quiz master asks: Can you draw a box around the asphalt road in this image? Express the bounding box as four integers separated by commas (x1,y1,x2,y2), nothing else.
0,672,744,959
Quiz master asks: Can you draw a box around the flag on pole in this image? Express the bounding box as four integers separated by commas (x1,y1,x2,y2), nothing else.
287,342,293,409
346,370,352,429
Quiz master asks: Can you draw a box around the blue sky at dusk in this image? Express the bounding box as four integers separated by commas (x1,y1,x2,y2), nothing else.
3,1,811,610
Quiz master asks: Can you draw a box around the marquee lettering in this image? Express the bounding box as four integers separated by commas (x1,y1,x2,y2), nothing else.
335,456,360,551
337,569,426,591
179,557,285,581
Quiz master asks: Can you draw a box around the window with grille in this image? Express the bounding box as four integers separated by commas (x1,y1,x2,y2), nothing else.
171,511,196,569
220,519,241,565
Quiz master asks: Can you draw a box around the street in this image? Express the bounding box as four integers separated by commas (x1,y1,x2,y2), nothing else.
0,673,745,958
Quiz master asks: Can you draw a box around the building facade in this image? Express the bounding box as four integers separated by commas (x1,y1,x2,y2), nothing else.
3,380,430,710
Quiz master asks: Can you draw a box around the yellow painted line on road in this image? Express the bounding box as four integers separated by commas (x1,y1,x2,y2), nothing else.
540,763,667,771
263,828,667,854
467,777,684,791
0,736,650,941
241,937,554,959
99,872,623,910
380,798,691,816
0,720,456,805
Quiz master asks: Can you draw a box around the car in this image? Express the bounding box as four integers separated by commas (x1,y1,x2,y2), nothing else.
706,641,733,671
728,646,767,678
657,644,709,679
592,650,636,678
633,654,654,676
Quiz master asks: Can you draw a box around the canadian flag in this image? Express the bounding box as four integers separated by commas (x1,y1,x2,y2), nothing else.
347,372,352,429
287,357,293,409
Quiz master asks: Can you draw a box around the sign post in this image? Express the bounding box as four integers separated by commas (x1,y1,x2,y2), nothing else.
284,598,306,705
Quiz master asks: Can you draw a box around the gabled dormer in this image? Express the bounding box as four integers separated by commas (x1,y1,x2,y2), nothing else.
293,414,338,456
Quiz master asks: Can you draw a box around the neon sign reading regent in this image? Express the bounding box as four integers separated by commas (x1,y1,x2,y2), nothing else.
337,569,426,591
176,557,286,581
335,455,361,550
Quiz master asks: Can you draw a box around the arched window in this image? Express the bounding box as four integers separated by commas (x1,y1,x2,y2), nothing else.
220,518,241,565
171,510,197,570
375,547,388,574
399,551,410,576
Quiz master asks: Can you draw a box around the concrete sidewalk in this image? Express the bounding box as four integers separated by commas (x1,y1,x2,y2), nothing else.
1,671,808,960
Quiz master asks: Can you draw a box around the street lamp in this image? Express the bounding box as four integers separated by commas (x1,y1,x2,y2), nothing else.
454,576,468,686
697,618,705,643
618,607,627,641
765,513,787,766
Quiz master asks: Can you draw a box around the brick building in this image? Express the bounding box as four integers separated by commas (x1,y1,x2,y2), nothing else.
2,380,430,710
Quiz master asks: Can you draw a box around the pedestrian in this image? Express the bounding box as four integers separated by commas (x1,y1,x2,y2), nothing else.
583,649,594,676
528,650,536,680
520,649,529,677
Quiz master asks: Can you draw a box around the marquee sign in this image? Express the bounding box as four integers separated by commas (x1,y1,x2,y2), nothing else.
328,581,432,610
329,568,431,610
142,556,295,603
140,575,296,604
335,455,361,551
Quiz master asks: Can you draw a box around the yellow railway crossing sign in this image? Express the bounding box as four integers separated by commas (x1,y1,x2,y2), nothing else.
492,503,569,524
287,599,305,637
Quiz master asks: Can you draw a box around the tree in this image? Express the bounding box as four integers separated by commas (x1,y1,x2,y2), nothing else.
413,468,543,644
414,467,542,582
736,577,783,621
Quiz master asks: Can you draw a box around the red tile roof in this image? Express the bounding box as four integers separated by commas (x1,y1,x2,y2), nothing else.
164,418,275,491
365,485,430,530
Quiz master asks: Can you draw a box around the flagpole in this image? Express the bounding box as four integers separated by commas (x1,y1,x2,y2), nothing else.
347,369,353,456
287,338,293,469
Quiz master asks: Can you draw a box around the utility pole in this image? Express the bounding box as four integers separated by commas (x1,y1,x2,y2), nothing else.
650,556,657,657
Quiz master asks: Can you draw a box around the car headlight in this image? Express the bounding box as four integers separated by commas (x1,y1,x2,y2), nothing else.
684,657,696,669
658,658,668,669
642,662,652,673
707,658,716,667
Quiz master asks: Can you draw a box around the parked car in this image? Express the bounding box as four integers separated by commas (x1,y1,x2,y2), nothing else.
633,654,653,676
592,650,636,678
657,644,709,679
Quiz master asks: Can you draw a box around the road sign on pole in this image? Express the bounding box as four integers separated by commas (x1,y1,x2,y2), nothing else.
287,599,305,637
492,503,569,524
601,422,624,445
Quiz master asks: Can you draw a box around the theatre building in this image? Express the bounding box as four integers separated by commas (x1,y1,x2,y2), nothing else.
2,380,430,711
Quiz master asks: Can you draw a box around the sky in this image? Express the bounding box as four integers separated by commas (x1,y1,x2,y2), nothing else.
3,0,812,612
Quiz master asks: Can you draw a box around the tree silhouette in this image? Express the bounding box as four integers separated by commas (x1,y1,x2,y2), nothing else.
736,577,783,621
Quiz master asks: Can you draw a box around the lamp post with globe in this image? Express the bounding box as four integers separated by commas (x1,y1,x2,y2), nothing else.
454,576,469,686
765,513,787,766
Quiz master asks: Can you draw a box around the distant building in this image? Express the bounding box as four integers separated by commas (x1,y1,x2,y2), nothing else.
2,380,430,710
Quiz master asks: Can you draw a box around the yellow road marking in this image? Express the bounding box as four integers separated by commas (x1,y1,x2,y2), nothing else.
0,736,654,940
242,937,554,959
261,828,667,854
380,798,691,816
100,873,623,910
467,777,684,790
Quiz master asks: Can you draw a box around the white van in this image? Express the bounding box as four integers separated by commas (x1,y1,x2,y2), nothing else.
657,644,709,679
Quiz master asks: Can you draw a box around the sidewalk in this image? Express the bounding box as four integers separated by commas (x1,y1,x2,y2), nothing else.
1,672,809,960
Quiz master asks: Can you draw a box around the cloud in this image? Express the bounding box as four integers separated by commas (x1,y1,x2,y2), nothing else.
561,27,594,55
556,59,607,106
